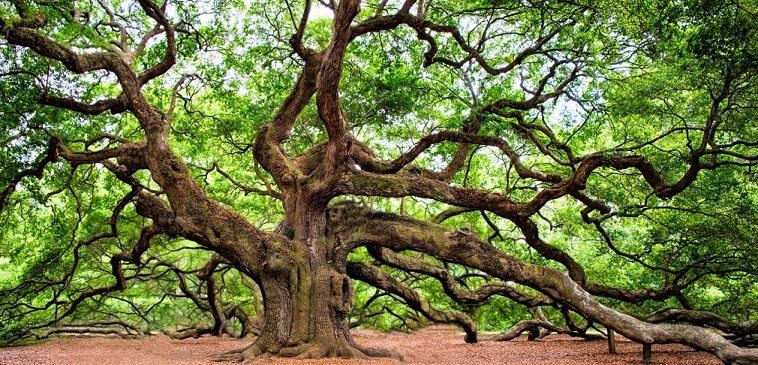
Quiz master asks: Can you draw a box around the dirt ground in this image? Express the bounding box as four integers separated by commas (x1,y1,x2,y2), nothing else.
0,326,721,365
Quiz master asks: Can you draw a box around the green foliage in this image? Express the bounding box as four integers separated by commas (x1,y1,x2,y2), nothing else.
2,0,758,347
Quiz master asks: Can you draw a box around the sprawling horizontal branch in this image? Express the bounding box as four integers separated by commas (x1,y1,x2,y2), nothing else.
36,320,145,340
40,94,128,115
38,325,141,339
0,13,117,73
351,131,561,183
130,186,281,279
644,308,758,338
57,139,146,167
330,203,758,365
587,282,693,304
341,170,523,215
366,246,552,307
345,146,741,240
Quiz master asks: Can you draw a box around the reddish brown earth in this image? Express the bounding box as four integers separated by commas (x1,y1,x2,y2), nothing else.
0,326,721,365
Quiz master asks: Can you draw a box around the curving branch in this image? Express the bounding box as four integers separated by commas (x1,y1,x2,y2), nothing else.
366,246,552,307
643,308,758,340
288,0,312,58
39,94,129,115
0,13,117,74
212,162,282,200
331,203,758,365
135,0,177,85
350,131,561,183
346,261,478,343
0,137,60,214
350,5,581,75
2,1,757,363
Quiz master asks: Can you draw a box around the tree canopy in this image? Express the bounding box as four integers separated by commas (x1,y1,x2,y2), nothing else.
1,0,758,363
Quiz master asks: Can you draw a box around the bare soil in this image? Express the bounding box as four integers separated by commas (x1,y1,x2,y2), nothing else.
0,326,721,365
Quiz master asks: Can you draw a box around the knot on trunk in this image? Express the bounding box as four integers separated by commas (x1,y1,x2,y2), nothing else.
262,251,292,274
328,269,354,316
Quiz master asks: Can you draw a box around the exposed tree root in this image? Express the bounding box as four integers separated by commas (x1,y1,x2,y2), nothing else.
350,340,405,360
214,338,403,362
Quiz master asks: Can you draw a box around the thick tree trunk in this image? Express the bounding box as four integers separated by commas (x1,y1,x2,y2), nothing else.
224,200,400,361
249,264,356,358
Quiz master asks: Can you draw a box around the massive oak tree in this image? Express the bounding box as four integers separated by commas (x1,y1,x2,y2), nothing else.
2,0,758,363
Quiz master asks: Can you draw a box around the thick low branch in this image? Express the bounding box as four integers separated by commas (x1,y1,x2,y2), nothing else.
332,204,758,365
163,326,215,339
366,246,552,307
57,140,145,167
342,170,522,217
37,319,144,340
643,308,758,338
39,326,140,339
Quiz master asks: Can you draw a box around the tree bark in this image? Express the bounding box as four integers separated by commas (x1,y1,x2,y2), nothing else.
330,203,758,365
